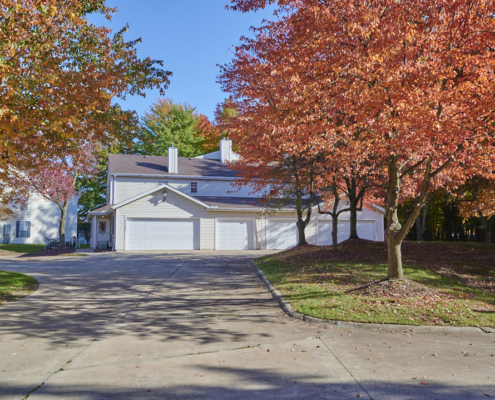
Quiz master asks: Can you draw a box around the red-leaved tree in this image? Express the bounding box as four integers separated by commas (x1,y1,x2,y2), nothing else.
11,141,97,245
226,0,495,279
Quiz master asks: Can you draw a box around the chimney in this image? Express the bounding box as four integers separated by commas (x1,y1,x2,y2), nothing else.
167,145,178,174
220,138,232,163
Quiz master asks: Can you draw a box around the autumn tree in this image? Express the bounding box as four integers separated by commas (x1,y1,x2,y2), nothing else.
0,0,171,198
11,141,97,244
227,0,495,279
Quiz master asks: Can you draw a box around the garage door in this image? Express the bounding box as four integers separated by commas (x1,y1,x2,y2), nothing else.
127,219,198,250
318,220,376,245
266,220,298,250
217,220,254,250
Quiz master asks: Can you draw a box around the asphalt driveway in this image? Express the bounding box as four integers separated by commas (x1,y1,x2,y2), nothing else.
0,251,493,399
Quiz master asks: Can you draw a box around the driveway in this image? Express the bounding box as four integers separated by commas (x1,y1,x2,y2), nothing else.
0,251,493,400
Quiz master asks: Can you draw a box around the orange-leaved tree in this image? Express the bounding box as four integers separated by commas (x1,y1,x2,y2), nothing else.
0,0,171,194
228,0,495,279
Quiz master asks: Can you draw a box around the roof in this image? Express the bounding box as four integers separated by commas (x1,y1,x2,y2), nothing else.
90,204,112,215
193,196,263,209
194,196,316,211
108,154,239,178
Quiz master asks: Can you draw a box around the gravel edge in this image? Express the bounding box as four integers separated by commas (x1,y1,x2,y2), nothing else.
249,259,494,335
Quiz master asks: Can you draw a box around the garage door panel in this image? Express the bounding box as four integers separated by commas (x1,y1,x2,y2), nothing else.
267,220,298,250
217,220,253,250
127,219,198,251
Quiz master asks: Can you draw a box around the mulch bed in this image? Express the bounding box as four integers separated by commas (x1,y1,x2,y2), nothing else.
347,278,441,299
21,246,76,257
278,239,495,295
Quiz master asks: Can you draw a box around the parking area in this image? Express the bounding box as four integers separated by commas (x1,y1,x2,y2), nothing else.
0,251,493,399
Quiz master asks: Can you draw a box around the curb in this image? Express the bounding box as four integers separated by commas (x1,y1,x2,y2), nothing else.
249,260,494,335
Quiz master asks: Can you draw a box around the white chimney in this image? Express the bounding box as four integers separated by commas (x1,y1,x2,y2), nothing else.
220,138,232,163
167,145,178,174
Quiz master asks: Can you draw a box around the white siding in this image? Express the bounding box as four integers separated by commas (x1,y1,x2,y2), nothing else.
0,195,77,244
113,177,262,204
114,189,385,251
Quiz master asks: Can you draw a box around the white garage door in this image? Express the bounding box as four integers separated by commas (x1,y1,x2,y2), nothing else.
266,220,298,250
318,220,376,245
217,220,254,250
127,219,198,250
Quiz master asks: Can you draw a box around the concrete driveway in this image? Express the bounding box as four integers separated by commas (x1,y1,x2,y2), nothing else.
0,251,493,400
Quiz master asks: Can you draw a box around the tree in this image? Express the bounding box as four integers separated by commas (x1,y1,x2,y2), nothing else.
136,99,221,157
216,92,321,247
11,141,97,244
457,177,495,254
227,0,495,279
0,0,171,199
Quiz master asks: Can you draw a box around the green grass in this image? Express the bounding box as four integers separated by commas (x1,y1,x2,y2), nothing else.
257,241,495,328
0,270,38,304
0,244,45,254
79,244,90,249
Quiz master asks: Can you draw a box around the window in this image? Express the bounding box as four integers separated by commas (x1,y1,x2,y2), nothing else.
16,221,31,238
190,182,198,193
20,204,28,211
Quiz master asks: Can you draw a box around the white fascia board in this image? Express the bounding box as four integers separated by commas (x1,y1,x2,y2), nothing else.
110,173,239,181
88,211,112,217
206,207,296,213
112,184,210,210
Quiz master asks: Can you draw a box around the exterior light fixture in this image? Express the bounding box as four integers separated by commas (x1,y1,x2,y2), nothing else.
162,190,168,202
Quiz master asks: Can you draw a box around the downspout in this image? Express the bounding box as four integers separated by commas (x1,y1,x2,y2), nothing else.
261,209,265,250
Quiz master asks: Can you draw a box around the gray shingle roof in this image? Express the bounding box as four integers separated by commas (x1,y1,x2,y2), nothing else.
89,204,112,214
193,196,313,210
108,154,239,178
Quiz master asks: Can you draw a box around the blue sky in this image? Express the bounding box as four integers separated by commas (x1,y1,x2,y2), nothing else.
89,1,275,122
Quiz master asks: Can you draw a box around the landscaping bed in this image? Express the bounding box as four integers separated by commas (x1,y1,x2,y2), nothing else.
0,270,38,306
21,246,76,257
257,240,495,327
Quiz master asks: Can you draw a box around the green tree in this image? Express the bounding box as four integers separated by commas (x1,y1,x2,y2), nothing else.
77,140,134,222
137,99,210,157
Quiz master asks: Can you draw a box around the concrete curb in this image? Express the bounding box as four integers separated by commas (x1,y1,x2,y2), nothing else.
249,259,494,335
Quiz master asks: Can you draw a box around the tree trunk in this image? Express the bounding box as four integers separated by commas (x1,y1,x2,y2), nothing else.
415,199,427,241
59,201,68,246
331,214,338,252
296,220,308,246
479,212,492,254
349,206,358,239
486,228,492,254
347,178,359,239
387,230,404,279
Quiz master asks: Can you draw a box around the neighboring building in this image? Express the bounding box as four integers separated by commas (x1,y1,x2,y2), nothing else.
89,139,384,251
1,194,78,245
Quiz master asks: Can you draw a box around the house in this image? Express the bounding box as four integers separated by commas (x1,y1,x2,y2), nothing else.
89,139,384,251
0,194,78,245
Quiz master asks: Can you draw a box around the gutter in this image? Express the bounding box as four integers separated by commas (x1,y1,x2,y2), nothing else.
110,173,240,181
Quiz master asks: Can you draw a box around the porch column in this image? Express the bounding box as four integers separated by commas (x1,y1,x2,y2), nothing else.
92,215,97,249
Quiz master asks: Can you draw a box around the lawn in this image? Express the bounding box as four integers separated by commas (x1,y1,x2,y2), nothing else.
0,270,38,305
256,241,495,328
0,244,45,255
79,244,91,249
